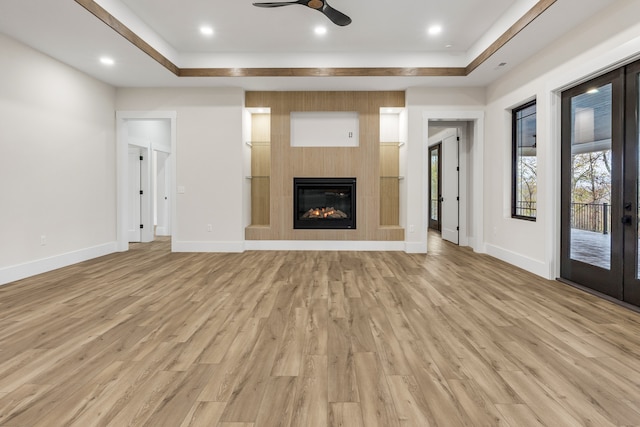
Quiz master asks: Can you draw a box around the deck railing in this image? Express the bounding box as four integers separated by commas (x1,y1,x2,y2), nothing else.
445,200,613,234
571,202,610,234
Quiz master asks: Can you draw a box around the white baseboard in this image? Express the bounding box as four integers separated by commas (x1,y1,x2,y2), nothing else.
405,241,427,253
485,243,548,278
0,242,117,286
172,241,245,253
244,240,407,251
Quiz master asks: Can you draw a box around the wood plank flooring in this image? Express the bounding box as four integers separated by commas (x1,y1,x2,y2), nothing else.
1,234,640,426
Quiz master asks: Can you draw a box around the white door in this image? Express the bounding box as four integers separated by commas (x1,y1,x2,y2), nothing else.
155,151,171,236
128,147,142,242
441,132,459,244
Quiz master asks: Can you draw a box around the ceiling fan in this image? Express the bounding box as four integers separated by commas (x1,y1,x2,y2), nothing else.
253,0,352,27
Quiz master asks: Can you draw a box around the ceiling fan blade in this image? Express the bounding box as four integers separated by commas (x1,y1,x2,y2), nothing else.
254,0,351,26
252,1,301,7
320,2,351,26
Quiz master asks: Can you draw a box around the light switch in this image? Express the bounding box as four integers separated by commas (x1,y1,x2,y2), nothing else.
177,186,185,194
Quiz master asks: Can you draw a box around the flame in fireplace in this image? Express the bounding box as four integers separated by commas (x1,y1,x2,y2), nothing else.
302,207,348,219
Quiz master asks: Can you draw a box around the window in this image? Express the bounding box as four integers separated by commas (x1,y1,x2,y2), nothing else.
512,100,537,220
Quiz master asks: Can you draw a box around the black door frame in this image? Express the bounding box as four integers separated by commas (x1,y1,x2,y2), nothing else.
428,143,442,231
561,59,640,306
623,60,640,306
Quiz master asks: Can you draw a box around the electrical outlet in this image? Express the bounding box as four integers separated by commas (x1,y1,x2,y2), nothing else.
207,224,213,232
40,235,47,245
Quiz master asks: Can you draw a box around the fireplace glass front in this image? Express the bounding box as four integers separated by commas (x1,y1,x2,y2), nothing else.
293,178,356,229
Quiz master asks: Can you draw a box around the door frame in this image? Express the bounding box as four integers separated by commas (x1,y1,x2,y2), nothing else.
423,112,484,253
545,33,640,281
116,111,176,252
623,60,640,305
429,128,460,244
551,58,640,310
560,68,625,299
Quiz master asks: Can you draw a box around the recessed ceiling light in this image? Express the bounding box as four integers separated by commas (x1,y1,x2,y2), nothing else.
314,26,327,36
99,57,114,66
445,44,453,49
428,25,442,36
200,26,214,36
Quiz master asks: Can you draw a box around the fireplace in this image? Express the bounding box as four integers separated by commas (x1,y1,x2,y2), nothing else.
293,178,356,229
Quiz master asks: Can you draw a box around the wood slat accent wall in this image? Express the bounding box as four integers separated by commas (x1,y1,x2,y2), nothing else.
246,91,405,241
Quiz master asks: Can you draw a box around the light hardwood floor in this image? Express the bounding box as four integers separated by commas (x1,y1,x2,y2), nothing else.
1,234,640,426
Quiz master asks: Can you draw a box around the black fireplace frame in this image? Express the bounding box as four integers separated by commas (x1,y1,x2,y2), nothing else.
293,177,356,230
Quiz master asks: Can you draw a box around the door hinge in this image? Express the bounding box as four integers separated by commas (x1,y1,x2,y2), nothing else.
457,196,459,201
139,155,143,161
139,190,143,195
140,224,144,229
456,226,459,231
456,166,459,171
457,137,460,141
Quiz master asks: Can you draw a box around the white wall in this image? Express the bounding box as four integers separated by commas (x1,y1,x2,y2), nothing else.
127,119,171,152
4,0,638,285
483,0,640,278
115,88,245,252
405,87,486,253
0,33,117,285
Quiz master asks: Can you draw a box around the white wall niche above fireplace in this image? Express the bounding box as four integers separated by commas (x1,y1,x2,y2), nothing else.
290,111,359,147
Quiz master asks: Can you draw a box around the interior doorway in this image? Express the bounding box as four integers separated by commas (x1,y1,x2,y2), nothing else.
116,112,176,251
428,125,461,245
560,59,640,306
422,111,484,254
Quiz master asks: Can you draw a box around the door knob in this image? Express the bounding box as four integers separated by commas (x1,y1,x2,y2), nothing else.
622,215,633,225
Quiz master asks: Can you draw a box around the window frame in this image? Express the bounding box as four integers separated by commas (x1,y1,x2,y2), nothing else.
512,99,537,221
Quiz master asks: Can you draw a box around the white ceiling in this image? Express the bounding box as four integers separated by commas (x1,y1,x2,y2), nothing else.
0,0,618,90
119,0,513,54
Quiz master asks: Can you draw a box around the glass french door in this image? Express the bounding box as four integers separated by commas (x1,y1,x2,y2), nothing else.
561,60,640,306
623,60,640,305
428,144,442,231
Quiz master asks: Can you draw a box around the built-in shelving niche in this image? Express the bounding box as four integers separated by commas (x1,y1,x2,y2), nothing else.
380,108,405,227
248,112,270,226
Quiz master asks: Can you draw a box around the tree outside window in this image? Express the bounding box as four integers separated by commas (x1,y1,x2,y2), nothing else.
512,101,537,220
